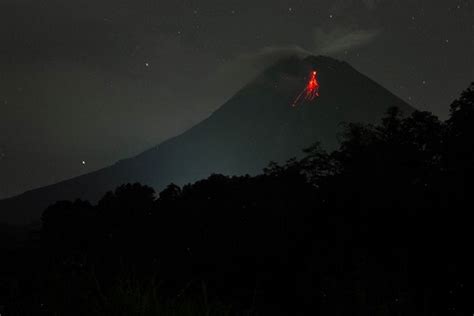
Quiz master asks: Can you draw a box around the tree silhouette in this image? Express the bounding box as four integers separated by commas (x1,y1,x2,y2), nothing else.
3,84,473,315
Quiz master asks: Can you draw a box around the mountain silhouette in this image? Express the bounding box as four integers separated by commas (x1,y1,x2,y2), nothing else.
0,55,413,224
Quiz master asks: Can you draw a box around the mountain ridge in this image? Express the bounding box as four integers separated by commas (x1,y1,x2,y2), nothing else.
0,55,414,225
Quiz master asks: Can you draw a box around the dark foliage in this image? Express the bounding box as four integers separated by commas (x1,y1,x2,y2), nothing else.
1,83,473,315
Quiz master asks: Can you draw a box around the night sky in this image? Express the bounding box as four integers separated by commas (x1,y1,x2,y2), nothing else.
0,0,472,199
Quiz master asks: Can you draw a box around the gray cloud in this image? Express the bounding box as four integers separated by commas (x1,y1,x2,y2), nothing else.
313,27,381,54
201,46,311,107
215,46,311,80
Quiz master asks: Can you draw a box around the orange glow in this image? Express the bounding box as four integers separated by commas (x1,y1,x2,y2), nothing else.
292,70,320,107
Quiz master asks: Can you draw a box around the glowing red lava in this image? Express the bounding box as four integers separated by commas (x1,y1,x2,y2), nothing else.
292,70,320,107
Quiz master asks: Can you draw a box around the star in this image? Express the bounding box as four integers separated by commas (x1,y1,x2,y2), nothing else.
82,160,86,165
145,62,150,67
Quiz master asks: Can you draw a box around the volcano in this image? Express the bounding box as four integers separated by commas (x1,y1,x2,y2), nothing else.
0,55,413,224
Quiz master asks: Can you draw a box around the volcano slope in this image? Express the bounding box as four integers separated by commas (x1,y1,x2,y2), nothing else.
0,55,413,224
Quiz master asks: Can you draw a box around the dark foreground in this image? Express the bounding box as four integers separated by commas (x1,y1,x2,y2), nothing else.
1,84,473,315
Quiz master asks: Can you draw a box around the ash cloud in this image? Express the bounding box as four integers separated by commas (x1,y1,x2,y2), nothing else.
201,46,311,106
313,27,381,54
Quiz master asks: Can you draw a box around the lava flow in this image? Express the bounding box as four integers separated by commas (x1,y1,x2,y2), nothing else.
292,70,320,107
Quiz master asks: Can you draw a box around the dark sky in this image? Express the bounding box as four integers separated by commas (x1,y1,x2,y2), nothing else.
0,0,472,198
